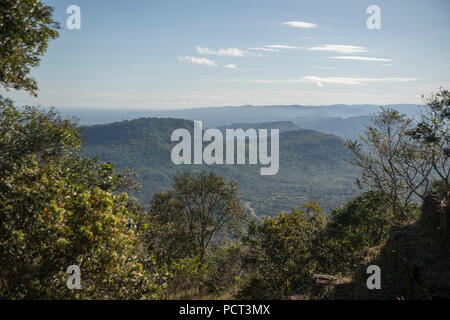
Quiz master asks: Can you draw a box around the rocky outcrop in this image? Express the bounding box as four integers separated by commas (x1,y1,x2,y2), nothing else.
329,191,450,300
421,191,450,252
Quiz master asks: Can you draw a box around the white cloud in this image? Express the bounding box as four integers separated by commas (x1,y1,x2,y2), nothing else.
302,76,415,87
216,48,248,57
178,56,217,67
328,56,393,62
283,21,318,28
265,44,302,50
207,78,304,84
313,66,337,70
248,47,280,52
382,64,393,67
308,44,368,54
196,46,249,57
214,76,416,87
195,46,215,55
224,64,237,69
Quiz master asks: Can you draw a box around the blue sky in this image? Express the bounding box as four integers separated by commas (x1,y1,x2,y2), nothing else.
2,0,450,109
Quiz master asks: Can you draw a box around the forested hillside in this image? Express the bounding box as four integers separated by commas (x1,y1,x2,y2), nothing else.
2,0,449,302
82,118,357,216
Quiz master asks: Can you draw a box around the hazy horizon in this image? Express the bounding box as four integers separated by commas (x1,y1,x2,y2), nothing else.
50,101,424,112
0,0,449,110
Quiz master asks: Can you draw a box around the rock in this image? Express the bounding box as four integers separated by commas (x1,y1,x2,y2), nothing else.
312,274,334,298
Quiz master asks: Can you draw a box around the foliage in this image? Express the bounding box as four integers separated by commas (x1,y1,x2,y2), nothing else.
159,256,210,299
0,99,159,299
82,117,358,216
238,202,326,299
0,97,79,168
347,90,450,219
147,171,246,264
408,88,450,188
142,190,194,267
0,0,59,95
204,243,245,297
2,3,447,298
316,191,419,274
346,108,431,219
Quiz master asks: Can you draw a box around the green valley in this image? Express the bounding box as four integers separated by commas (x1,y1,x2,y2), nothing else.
82,118,358,217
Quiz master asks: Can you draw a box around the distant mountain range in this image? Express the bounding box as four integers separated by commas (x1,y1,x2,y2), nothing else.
60,103,423,139
81,117,358,217
217,121,301,138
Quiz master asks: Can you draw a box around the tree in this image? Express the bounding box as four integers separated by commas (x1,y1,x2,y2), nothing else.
0,100,159,299
239,202,326,299
346,108,432,219
346,90,450,219
316,191,419,274
0,97,79,172
0,0,160,299
408,88,450,189
0,0,59,96
148,172,246,264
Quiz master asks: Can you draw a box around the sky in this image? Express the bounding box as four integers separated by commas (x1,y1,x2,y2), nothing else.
2,0,450,110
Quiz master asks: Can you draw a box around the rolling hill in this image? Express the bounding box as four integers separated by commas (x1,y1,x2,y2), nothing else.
60,103,422,140
82,117,358,217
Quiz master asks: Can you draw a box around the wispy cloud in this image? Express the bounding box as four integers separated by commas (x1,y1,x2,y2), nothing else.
224,64,237,69
382,64,393,67
196,46,250,57
283,21,318,29
313,66,337,70
248,47,280,52
302,76,415,87
178,56,217,67
213,76,416,87
265,44,303,50
309,44,368,54
328,56,393,62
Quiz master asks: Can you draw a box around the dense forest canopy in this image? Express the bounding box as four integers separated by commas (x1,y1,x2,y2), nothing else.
82,118,358,216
